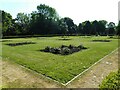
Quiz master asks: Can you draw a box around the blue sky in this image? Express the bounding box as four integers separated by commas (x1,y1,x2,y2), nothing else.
0,0,119,25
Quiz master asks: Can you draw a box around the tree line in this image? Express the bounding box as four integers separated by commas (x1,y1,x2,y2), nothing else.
1,4,120,36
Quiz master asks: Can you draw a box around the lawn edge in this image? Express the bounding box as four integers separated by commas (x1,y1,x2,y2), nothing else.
19,47,118,86
63,47,119,86
2,58,65,87
2,47,119,87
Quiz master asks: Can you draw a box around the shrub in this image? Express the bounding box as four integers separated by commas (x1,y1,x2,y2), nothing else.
50,48,56,53
60,45,67,48
61,47,71,55
68,44,74,49
78,44,84,49
44,46,51,52
99,70,120,90
71,47,80,52
53,48,61,54
41,44,87,55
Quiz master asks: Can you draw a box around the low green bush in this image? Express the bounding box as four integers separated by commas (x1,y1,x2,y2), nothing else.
44,46,51,52
41,44,87,55
53,48,61,54
99,70,120,90
61,47,71,55
68,44,75,49
60,45,67,48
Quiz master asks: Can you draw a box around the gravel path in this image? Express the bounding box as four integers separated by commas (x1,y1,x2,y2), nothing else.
1,59,62,88
1,48,119,88
66,48,119,88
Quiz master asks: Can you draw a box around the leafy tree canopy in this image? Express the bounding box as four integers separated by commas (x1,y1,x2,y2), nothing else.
37,4,59,21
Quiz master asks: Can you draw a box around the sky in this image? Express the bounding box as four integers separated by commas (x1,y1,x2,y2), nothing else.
0,0,119,25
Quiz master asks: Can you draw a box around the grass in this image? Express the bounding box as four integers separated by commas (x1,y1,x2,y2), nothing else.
2,36,118,84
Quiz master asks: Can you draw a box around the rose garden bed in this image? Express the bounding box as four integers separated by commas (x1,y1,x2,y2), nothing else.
92,40,111,42
6,41,36,46
40,44,87,55
0,40,11,42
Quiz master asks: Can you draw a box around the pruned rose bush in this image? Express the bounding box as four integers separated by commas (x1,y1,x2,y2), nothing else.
40,44,87,55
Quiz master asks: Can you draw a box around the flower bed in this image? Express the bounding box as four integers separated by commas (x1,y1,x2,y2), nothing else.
6,41,36,46
40,44,87,55
92,40,111,42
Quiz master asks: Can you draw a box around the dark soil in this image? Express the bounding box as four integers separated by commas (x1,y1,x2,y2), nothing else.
0,40,11,42
92,40,111,42
58,38,72,41
6,42,36,46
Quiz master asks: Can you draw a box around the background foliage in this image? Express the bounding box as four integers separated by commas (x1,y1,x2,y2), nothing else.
1,4,120,36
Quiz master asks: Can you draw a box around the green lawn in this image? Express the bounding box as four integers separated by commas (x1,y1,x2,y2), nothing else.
2,36,118,84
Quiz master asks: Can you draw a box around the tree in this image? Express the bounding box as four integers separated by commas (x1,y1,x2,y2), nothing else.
0,10,2,37
30,13,46,34
116,21,120,35
72,24,78,35
30,4,60,35
37,4,59,21
63,17,76,34
2,10,14,36
98,20,107,35
59,18,68,36
91,20,100,35
15,13,31,35
82,21,92,35
78,23,83,34
107,22,115,35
